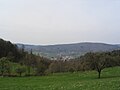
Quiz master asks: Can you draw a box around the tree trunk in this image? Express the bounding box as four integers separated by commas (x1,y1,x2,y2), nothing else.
98,70,101,79
1,70,4,76
20,72,22,77
27,66,30,76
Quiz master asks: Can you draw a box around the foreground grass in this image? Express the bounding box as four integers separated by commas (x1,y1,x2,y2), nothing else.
0,67,120,90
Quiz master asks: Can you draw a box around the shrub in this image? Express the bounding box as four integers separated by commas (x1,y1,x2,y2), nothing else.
16,67,26,77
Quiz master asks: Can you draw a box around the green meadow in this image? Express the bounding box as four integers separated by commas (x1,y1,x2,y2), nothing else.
0,67,120,90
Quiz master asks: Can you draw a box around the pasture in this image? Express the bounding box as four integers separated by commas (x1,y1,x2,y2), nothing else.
0,67,120,90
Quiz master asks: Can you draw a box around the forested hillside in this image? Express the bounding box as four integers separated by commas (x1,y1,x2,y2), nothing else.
0,39,21,62
0,38,51,76
17,43,120,58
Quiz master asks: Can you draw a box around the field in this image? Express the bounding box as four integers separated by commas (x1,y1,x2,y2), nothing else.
0,67,120,90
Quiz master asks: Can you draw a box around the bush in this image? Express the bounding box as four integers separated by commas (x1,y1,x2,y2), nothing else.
69,68,74,73
16,67,26,77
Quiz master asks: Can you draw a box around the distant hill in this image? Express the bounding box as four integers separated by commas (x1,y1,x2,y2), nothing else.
17,42,120,58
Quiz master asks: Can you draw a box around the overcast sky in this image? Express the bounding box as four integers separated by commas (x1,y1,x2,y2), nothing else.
0,0,120,45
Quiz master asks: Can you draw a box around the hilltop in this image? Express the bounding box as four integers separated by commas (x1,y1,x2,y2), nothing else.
17,42,120,58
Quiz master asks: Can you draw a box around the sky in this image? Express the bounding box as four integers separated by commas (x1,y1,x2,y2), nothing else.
0,0,120,45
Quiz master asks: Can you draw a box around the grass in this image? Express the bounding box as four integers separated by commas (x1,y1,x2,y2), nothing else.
0,67,120,90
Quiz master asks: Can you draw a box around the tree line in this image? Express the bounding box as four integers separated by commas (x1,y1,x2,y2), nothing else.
0,38,120,78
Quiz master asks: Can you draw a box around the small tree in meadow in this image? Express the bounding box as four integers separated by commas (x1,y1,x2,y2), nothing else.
16,67,26,77
84,52,114,78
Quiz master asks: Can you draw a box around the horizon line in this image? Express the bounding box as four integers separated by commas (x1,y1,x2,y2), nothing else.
15,41,120,46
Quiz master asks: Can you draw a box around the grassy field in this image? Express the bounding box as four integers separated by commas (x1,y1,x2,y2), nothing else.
0,67,120,90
